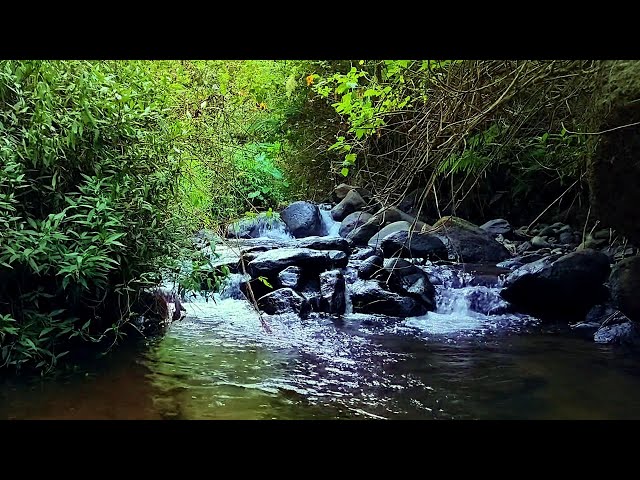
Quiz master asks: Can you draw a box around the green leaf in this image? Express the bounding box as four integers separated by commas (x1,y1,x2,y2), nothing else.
341,168,349,177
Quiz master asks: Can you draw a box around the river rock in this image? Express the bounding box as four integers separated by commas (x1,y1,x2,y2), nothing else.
430,216,511,263
368,221,412,248
531,236,551,249
480,219,512,236
609,256,640,322
380,230,448,260
319,270,346,315
347,207,424,246
350,246,381,261
350,279,428,317
297,236,352,253
331,189,367,221
258,288,311,317
226,215,288,239
339,211,373,238
380,258,436,311
593,309,640,346
280,201,322,238
500,249,611,320
278,266,301,289
248,248,348,277
558,231,575,244
332,183,372,203
357,254,384,280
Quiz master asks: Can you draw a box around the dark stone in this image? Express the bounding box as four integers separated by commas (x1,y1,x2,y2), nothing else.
332,183,372,203
497,252,553,270
380,258,436,311
430,216,511,263
380,230,448,260
280,201,322,238
350,279,428,317
297,236,352,253
609,256,640,322
538,225,556,237
559,231,574,244
319,270,346,315
357,255,384,280
278,266,301,289
500,249,611,320
593,310,640,346
480,219,512,236
248,248,348,277
516,241,532,254
346,207,422,246
258,288,310,317
339,211,373,238
350,246,382,261
531,236,551,249
331,189,367,221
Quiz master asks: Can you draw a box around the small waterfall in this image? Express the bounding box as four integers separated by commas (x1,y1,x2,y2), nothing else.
219,273,252,300
405,264,512,334
319,208,341,237
255,216,294,241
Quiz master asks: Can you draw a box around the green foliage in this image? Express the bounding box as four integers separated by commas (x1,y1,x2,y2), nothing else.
0,61,219,371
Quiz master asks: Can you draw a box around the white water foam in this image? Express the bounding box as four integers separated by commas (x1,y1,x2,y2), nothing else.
319,208,341,237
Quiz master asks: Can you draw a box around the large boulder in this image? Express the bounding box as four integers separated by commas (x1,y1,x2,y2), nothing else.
380,230,448,260
609,256,640,322
319,270,346,315
280,201,322,238
258,288,311,317
339,211,373,238
247,248,348,277
379,258,436,311
500,249,611,320
331,189,367,221
357,254,384,280
297,236,352,253
593,310,640,346
350,280,428,317
429,216,510,263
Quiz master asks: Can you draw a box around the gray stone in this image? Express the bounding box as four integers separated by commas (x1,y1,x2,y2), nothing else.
430,216,510,263
297,236,352,253
350,279,428,317
280,201,322,238
380,230,448,261
258,288,310,317
248,248,348,277
531,236,551,249
480,219,512,236
319,270,346,315
339,211,373,238
368,221,412,248
278,266,301,289
331,189,367,221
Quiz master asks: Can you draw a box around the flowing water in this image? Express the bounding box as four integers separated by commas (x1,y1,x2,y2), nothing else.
3,210,640,419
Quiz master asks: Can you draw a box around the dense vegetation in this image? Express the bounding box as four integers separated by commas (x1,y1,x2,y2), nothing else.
0,59,627,371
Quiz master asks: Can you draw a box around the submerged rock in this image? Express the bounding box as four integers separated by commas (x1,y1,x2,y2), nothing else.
280,201,322,238
500,249,611,320
258,288,311,317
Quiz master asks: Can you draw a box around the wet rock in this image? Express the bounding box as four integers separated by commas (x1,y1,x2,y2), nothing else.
480,219,512,236
357,255,384,280
350,246,381,261
578,235,608,250
593,310,640,346
559,231,575,244
331,189,367,221
258,288,311,317
346,207,422,246
538,225,556,237
350,279,428,317
430,216,511,263
380,230,448,261
609,256,640,322
319,270,346,315
280,201,322,238
339,211,373,238
226,215,288,239
516,241,532,254
368,221,412,248
497,252,550,270
501,249,611,320
297,236,352,253
531,236,551,249
248,248,348,277
380,258,436,311
278,266,301,289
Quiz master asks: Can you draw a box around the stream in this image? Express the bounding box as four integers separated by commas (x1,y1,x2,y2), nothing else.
2,211,640,420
